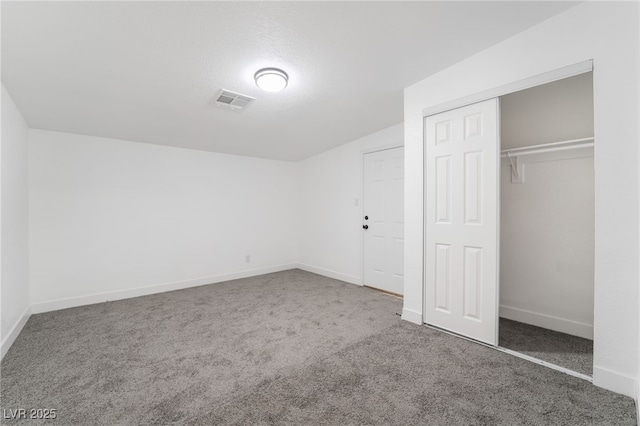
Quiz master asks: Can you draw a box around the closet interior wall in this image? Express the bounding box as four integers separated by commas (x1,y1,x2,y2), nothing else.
499,72,595,340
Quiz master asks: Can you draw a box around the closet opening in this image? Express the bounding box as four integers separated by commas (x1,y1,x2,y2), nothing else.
497,72,594,377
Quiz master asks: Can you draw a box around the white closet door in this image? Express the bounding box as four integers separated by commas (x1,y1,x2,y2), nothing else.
363,147,404,295
424,98,500,345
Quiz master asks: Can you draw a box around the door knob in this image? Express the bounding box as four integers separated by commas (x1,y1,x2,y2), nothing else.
363,225,369,230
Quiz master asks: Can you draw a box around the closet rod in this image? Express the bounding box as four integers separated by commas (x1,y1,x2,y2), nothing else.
500,137,594,157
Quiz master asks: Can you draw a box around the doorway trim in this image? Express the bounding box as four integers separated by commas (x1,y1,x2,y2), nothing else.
422,60,592,119
422,59,593,318
421,60,595,369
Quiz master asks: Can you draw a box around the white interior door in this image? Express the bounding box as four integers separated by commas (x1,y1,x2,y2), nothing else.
424,98,500,345
363,147,404,295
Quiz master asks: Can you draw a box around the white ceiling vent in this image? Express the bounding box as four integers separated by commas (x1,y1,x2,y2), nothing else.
213,89,255,111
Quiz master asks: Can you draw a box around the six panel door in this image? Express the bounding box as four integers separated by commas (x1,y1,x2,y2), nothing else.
424,98,500,345
363,147,405,295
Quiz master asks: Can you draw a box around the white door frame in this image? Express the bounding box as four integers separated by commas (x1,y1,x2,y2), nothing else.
361,143,404,287
421,60,592,118
422,60,594,334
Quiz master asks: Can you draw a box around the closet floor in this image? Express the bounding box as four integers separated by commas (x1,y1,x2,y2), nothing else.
499,318,593,376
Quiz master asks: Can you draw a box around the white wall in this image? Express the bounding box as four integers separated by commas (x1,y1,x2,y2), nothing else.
29,130,298,312
500,156,594,339
404,2,639,397
297,123,403,285
500,72,593,150
1,85,31,358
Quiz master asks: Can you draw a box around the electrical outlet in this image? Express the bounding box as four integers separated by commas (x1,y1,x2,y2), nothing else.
245,255,251,263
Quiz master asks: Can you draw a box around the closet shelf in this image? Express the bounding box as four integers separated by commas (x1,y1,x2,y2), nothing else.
501,137,594,184
501,137,594,157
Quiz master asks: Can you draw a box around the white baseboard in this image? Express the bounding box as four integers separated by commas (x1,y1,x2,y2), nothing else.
296,263,362,286
500,305,593,340
402,307,422,325
31,264,298,314
593,366,636,398
1,306,32,360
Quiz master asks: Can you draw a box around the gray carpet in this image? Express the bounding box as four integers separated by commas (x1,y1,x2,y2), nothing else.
0,269,635,425
499,317,594,376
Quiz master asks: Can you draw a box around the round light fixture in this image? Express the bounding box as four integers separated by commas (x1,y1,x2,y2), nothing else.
254,68,288,92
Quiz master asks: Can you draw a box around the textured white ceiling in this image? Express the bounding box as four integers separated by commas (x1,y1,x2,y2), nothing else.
1,2,577,161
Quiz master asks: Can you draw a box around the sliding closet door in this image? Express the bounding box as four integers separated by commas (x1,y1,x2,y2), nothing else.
424,98,500,346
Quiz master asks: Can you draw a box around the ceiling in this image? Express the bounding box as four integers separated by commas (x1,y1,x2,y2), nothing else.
2,1,578,162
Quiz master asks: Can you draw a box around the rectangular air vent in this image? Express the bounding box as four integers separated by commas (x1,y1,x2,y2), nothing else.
214,89,255,111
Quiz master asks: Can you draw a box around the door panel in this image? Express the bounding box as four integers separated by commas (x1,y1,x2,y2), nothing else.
363,147,404,295
424,99,499,345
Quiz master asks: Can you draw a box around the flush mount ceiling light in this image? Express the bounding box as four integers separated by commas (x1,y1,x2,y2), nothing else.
254,68,288,92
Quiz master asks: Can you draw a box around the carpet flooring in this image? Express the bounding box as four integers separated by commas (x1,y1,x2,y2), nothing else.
0,269,636,425
499,318,593,376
